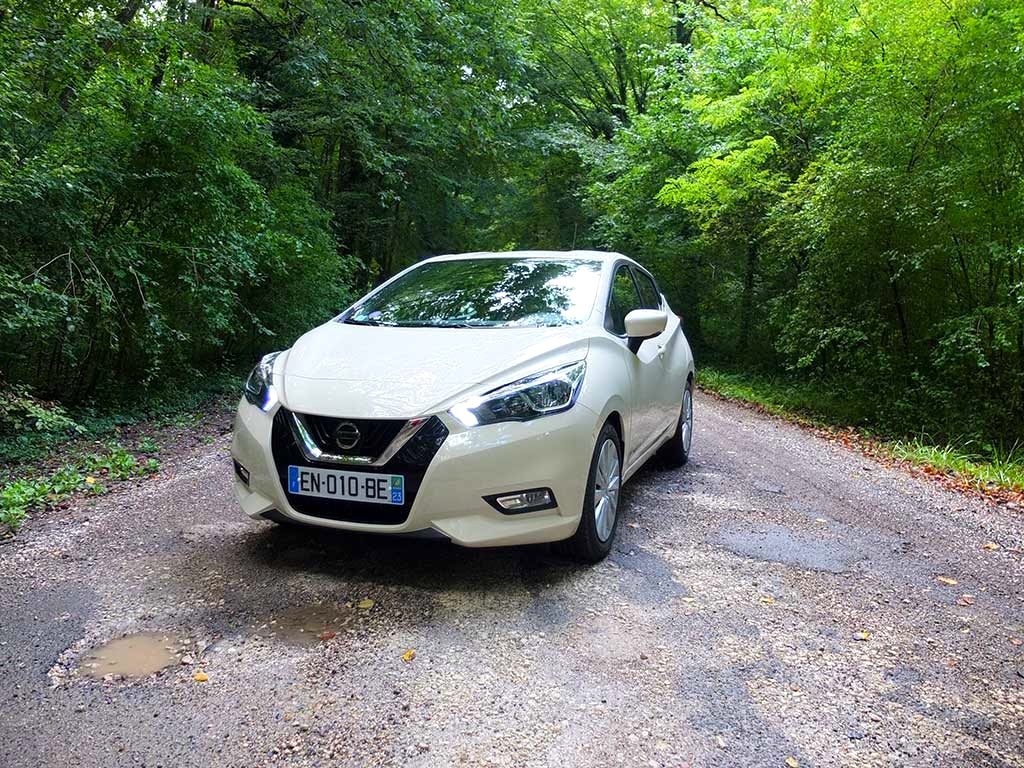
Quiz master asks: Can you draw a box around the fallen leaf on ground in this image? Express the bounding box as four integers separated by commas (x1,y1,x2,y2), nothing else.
982,542,1000,551
1010,637,1023,647
85,476,96,485
785,757,800,768
956,595,975,606
318,630,336,641
936,576,958,586
853,631,871,641
760,595,776,605
356,599,374,610
192,671,209,683
814,517,828,523
401,649,416,663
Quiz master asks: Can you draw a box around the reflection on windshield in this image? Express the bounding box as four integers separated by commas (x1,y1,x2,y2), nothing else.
342,258,602,328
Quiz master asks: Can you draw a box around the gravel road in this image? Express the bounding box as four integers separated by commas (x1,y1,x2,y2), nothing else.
2,393,1022,768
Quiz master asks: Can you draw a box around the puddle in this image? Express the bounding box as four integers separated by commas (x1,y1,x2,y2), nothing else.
80,632,186,679
254,603,352,645
714,524,860,573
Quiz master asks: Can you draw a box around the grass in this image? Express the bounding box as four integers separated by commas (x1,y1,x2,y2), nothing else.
699,366,1024,495
887,440,1024,492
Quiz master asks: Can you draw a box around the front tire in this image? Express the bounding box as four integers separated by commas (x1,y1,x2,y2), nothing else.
564,421,623,563
658,378,693,468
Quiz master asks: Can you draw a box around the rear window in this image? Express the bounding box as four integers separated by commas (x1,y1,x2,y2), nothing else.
343,258,603,328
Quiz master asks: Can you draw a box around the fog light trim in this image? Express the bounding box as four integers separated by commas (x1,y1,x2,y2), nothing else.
483,487,557,515
233,460,250,485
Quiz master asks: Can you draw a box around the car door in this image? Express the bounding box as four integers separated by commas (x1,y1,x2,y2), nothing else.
605,264,665,464
631,267,683,437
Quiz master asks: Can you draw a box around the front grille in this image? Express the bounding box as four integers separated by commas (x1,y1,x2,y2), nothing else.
301,414,406,459
271,408,448,525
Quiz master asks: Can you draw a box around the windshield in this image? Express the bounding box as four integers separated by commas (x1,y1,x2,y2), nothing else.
342,258,603,328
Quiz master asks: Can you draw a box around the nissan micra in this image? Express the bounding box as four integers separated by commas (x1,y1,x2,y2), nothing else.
231,251,694,561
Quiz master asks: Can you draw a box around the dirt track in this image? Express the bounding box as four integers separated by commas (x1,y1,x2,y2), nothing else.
1,393,1022,767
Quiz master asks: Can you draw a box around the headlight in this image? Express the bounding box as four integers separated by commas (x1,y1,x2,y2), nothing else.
449,360,586,427
243,352,282,411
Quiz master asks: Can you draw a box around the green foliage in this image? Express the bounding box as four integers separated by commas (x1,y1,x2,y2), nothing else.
658,136,783,226
0,444,158,531
576,0,1024,441
0,384,84,436
0,0,525,402
888,440,1024,493
1,0,1022,462
0,367,241,464
697,367,866,426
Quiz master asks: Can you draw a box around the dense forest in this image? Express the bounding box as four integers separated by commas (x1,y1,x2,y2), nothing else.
1,0,1022,444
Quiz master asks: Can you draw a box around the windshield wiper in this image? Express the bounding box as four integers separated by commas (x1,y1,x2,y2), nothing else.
345,318,490,328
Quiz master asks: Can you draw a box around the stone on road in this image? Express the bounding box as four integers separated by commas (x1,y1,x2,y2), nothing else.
1,394,1021,767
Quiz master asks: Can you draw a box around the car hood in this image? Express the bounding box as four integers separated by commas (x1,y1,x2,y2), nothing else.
277,321,591,418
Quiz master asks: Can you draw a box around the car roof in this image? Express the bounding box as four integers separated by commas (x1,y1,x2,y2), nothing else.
425,249,632,265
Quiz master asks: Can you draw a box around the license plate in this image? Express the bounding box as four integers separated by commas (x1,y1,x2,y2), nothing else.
287,465,404,505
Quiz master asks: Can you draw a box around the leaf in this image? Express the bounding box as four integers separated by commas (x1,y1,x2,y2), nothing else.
318,630,336,641
356,599,374,610
85,476,96,485
853,631,871,641
760,595,775,605
956,595,974,606
982,542,1000,551
1009,637,1023,647
785,757,800,768
192,671,209,683
936,576,958,586
401,649,416,663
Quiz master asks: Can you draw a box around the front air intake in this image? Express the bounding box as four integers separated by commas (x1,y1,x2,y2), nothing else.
270,409,448,525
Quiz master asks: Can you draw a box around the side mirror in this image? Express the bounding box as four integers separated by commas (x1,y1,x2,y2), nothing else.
624,309,667,354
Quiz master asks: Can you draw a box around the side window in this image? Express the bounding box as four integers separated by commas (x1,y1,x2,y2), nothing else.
633,269,661,310
606,266,642,335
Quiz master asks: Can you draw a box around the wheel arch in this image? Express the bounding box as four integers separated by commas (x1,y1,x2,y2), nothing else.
589,393,630,455
604,410,624,447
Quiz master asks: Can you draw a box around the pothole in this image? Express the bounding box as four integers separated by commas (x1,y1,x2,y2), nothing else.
713,523,861,573
253,603,353,645
80,632,187,679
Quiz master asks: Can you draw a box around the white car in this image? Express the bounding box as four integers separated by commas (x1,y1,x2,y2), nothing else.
231,250,694,561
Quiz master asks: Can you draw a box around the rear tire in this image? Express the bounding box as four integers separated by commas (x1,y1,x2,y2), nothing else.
564,421,623,563
658,379,693,468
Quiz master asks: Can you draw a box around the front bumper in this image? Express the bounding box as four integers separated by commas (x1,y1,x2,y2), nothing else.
230,398,596,547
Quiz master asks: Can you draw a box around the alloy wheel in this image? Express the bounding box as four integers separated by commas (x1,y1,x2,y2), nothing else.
593,438,621,542
681,386,693,454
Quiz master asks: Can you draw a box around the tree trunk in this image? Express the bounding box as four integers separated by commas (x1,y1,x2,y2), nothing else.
738,241,758,357
673,1,693,46
58,0,145,111
884,256,911,354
